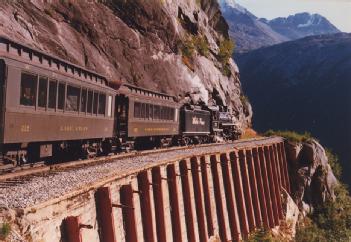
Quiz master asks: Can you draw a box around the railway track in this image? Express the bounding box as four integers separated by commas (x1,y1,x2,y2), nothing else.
0,137,282,183
0,140,240,182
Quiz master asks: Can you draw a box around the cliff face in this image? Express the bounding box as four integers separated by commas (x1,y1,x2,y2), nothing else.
0,0,251,129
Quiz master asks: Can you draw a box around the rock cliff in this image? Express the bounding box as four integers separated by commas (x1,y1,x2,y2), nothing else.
0,0,251,129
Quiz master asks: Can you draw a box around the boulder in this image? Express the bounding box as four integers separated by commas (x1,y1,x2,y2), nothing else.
285,139,338,213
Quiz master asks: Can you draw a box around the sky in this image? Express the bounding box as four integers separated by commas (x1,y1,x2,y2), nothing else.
235,0,351,33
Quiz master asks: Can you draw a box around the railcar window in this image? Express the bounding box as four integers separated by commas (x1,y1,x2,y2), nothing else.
87,90,93,113
171,108,175,121
141,103,145,118
93,92,98,114
145,104,149,119
98,94,106,115
107,95,112,117
149,105,153,119
20,73,37,106
66,85,80,112
160,106,164,120
38,77,48,108
134,102,141,118
48,80,57,109
154,105,160,120
80,89,87,113
57,83,65,110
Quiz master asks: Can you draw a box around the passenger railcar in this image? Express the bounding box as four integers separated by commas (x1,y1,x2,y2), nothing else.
0,36,116,163
115,84,180,149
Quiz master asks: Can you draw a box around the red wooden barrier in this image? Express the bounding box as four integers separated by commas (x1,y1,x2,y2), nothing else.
95,187,116,242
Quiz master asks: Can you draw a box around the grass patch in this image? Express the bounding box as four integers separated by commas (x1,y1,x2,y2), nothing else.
245,227,276,242
0,223,11,240
264,130,312,143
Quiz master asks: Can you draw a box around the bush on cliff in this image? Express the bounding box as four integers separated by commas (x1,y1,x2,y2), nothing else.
264,130,312,143
218,38,235,64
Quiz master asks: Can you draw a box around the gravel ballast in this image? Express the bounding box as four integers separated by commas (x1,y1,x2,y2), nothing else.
0,138,281,209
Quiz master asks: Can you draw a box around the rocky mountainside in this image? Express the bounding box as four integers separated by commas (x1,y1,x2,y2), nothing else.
0,0,252,129
219,0,341,52
236,33,351,184
266,12,341,40
219,0,288,52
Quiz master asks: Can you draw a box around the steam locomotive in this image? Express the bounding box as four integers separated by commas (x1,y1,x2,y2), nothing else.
0,36,241,165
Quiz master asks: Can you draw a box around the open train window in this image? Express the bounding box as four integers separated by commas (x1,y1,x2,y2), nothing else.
20,72,37,106
80,88,87,113
98,93,106,115
107,95,112,117
87,90,93,113
57,83,65,110
38,77,48,108
134,102,140,118
48,80,57,109
66,85,80,112
93,92,98,114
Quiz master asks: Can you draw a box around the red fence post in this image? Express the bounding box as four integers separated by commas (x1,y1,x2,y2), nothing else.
95,187,116,242
151,167,167,242
252,148,269,229
191,157,208,242
167,164,183,242
120,185,138,242
264,146,280,226
269,146,284,220
200,156,215,237
137,171,155,242
64,216,82,242
210,155,228,242
246,149,262,228
238,150,256,232
180,160,196,242
230,152,249,238
220,154,241,241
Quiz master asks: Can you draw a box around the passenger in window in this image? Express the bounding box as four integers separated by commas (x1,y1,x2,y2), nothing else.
21,87,35,106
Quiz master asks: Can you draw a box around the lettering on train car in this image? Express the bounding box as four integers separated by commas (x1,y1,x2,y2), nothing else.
192,117,205,126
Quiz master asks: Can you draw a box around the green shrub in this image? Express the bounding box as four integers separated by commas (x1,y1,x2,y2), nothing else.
264,130,312,143
218,38,235,64
0,223,11,239
181,36,195,58
193,35,209,57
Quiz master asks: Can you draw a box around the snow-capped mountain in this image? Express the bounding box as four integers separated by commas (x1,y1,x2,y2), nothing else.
219,0,287,52
219,1,341,52
267,12,341,40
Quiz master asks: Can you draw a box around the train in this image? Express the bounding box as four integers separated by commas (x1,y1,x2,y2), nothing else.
0,35,241,165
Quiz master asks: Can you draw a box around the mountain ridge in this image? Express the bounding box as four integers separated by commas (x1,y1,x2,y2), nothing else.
236,32,351,184
219,1,341,52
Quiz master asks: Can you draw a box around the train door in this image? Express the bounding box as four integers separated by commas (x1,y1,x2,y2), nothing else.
0,60,5,160
115,94,129,140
